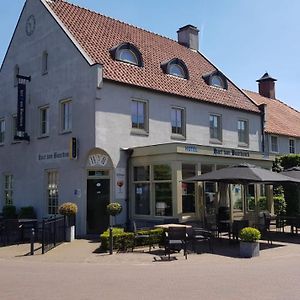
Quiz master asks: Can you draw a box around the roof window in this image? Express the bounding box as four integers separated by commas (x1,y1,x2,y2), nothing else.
110,42,143,67
161,58,189,79
203,71,228,90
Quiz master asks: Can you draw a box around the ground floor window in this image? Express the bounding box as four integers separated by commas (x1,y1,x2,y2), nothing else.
231,184,243,211
246,184,255,211
155,182,172,216
182,164,196,213
47,170,59,215
4,174,13,205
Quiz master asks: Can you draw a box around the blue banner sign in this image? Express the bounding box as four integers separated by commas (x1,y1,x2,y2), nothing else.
17,83,26,132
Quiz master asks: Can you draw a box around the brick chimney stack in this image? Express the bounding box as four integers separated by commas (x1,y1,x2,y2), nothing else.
256,72,277,99
177,25,199,51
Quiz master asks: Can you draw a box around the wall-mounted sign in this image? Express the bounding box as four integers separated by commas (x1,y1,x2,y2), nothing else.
38,150,69,162
184,145,199,153
115,168,126,200
17,83,26,132
213,148,250,158
88,154,109,167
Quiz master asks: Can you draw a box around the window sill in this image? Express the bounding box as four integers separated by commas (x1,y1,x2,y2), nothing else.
130,128,149,137
37,134,49,140
238,142,249,148
171,133,186,141
42,71,48,76
60,130,72,135
209,138,222,145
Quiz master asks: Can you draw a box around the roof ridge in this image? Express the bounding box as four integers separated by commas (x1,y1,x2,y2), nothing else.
47,0,186,47
243,89,300,114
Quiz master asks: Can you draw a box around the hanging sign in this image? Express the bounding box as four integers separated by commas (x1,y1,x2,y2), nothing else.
17,83,26,132
115,168,126,199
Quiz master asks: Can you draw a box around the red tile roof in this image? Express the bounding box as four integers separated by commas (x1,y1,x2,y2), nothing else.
45,0,260,113
244,90,300,138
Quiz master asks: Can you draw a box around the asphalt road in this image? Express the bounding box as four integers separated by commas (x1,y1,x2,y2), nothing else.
1,249,300,300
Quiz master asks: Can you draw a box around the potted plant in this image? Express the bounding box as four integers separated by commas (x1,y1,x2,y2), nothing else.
239,227,261,258
58,202,78,242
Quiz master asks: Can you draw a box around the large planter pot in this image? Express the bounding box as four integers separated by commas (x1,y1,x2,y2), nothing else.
66,225,75,242
240,241,260,258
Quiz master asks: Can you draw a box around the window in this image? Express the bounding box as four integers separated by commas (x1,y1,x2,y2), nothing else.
161,58,189,79
60,100,72,133
271,136,278,153
12,115,17,141
203,71,228,90
238,120,249,145
246,184,255,211
182,164,196,213
211,75,224,88
14,65,19,87
171,107,185,136
131,100,147,132
110,42,143,67
4,175,13,205
47,171,58,215
42,51,48,74
209,114,222,142
0,119,5,144
133,166,150,215
289,139,295,154
39,106,49,136
231,184,243,211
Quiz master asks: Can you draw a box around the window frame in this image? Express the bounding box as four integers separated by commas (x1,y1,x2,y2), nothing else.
4,174,13,205
131,99,149,135
289,138,296,154
42,50,48,75
270,135,279,153
209,114,222,143
161,58,189,79
171,106,186,139
46,170,59,215
0,118,5,145
237,119,249,147
60,99,72,134
110,42,143,67
39,105,50,138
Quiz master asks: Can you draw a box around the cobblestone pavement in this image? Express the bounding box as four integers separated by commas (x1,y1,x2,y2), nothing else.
0,237,300,300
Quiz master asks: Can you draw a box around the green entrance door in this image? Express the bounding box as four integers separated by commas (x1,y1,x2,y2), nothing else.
87,179,110,234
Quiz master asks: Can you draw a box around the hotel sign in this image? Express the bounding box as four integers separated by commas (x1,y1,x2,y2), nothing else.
38,151,69,162
213,148,250,157
17,83,26,132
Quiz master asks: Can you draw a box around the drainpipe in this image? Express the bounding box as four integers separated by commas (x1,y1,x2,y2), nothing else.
259,104,267,155
124,148,134,230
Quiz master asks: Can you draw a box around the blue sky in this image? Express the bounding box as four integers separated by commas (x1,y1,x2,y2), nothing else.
1,0,299,110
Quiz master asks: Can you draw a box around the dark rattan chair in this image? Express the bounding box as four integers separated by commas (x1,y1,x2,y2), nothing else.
192,227,213,253
164,227,188,260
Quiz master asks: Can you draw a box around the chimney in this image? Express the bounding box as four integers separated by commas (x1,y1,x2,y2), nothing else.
256,72,277,99
177,25,199,51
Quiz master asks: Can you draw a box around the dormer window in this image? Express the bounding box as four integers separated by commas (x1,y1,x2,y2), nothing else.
161,58,189,79
110,42,143,67
203,71,228,90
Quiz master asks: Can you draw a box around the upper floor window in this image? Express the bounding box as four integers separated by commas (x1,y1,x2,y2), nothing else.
271,136,278,153
4,174,13,205
60,100,72,133
209,114,222,142
238,120,249,146
161,58,189,79
39,106,49,137
289,139,295,154
0,119,5,144
171,107,185,137
110,42,143,67
203,70,228,90
14,65,19,87
131,99,148,133
42,51,48,74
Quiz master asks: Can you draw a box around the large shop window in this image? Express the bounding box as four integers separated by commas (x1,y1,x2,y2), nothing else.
47,171,59,215
4,175,13,205
154,165,172,216
231,184,243,211
246,184,255,211
182,164,196,213
134,166,150,215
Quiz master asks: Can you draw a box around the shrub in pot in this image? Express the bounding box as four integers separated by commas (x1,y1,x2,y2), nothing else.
239,227,261,258
58,202,78,242
107,202,122,226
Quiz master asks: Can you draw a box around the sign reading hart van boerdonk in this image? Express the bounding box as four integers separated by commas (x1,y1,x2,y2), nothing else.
38,151,69,162
17,83,26,132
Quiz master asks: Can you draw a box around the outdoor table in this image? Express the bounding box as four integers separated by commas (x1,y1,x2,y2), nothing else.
276,216,297,234
154,223,192,229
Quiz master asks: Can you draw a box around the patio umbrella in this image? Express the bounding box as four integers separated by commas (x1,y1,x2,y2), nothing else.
185,164,300,184
282,167,300,180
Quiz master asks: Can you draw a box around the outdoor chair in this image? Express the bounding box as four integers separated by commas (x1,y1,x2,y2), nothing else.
261,214,272,245
132,221,152,252
232,220,249,241
191,227,213,253
164,226,188,260
3,219,23,245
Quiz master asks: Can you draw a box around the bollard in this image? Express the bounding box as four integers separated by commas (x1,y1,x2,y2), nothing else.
30,228,35,256
109,226,113,255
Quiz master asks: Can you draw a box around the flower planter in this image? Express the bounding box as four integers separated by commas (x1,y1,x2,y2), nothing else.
66,225,75,242
240,241,260,258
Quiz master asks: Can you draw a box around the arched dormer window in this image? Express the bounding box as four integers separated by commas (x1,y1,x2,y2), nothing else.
109,42,143,67
161,58,189,79
14,64,19,87
203,70,228,90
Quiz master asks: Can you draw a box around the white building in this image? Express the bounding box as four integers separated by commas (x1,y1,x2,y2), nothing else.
0,0,275,235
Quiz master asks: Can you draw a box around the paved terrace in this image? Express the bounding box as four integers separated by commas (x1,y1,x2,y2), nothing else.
0,233,300,300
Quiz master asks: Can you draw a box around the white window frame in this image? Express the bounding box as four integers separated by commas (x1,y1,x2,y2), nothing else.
171,106,186,139
39,105,49,137
270,135,279,153
0,118,5,145
131,99,148,135
46,170,59,215
209,114,222,143
60,99,72,133
237,119,249,147
4,174,13,205
289,138,296,154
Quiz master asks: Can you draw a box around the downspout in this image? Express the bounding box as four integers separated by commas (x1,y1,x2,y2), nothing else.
258,104,267,155
125,148,134,230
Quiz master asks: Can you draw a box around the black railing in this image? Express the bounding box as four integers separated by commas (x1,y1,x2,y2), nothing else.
41,216,66,254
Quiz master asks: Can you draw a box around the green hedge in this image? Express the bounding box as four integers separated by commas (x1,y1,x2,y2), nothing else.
18,206,36,219
100,227,164,252
2,205,17,218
